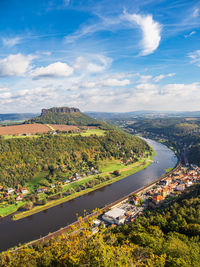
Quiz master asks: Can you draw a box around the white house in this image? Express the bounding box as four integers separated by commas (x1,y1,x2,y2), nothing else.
102,207,126,225
7,188,14,194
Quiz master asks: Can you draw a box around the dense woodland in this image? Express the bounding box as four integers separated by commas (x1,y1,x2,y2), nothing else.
128,118,200,137
124,117,200,165
0,130,150,187
1,184,200,266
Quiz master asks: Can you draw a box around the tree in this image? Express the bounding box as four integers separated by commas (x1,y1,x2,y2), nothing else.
113,170,120,176
24,201,33,210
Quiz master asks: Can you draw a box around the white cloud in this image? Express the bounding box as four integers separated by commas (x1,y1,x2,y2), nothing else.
138,75,152,83
188,50,200,66
2,37,21,47
0,87,10,92
0,54,35,77
65,16,121,44
124,13,162,55
74,55,112,73
30,62,74,79
153,73,175,82
1,79,200,113
184,31,196,38
102,78,130,87
192,8,199,18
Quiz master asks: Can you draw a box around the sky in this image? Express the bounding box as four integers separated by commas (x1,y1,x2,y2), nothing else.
0,0,200,113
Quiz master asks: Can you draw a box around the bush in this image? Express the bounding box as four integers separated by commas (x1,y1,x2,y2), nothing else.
113,170,120,176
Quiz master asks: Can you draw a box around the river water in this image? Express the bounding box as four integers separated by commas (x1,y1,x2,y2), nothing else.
0,139,177,251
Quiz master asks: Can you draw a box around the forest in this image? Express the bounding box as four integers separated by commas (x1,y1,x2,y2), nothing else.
124,117,200,165
1,183,200,266
0,130,150,187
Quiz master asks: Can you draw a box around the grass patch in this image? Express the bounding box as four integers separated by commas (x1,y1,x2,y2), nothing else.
0,202,25,218
26,171,49,189
166,167,173,173
99,160,126,173
71,129,105,137
4,135,39,140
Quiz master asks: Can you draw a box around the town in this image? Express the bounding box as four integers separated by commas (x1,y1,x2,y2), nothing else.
96,164,200,228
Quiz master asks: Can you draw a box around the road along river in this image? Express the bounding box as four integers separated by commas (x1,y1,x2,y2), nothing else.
0,139,177,251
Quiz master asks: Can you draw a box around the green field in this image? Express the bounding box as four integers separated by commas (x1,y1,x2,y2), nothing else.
99,160,127,173
4,135,38,140
0,202,25,217
71,129,105,137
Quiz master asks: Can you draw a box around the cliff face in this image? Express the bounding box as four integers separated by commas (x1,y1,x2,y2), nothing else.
41,107,80,116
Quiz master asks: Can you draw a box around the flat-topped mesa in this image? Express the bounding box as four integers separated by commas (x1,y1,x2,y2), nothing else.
41,107,80,116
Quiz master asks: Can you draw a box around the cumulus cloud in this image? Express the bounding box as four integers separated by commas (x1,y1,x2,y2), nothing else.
0,86,10,92
1,80,200,112
71,77,130,91
188,50,200,66
102,78,130,87
154,73,175,82
0,54,35,77
74,55,112,73
138,75,152,83
30,62,74,79
124,13,162,55
2,37,21,47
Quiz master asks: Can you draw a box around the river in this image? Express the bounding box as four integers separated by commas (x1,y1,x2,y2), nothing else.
0,139,177,251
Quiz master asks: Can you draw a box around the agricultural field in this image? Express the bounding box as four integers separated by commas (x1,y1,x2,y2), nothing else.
48,124,79,132
0,124,50,136
0,124,100,138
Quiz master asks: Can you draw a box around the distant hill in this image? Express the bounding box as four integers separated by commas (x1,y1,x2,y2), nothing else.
0,113,38,124
86,110,200,120
26,107,100,126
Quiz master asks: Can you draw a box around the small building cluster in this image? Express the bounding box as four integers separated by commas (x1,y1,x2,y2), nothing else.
100,164,200,227
0,168,99,205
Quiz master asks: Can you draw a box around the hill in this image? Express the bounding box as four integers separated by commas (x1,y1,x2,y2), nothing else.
0,113,38,124
26,107,100,126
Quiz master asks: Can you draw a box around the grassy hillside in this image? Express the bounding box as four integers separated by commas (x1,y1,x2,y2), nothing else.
26,109,99,126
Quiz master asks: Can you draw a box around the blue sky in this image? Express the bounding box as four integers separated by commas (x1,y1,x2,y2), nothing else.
0,0,200,112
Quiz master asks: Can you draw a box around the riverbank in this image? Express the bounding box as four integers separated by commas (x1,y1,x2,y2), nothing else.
12,151,156,221
15,153,180,250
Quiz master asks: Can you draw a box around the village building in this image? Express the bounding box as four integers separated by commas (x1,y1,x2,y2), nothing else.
64,179,70,184
152,195,164,205
7,188,14,194
102,207,126,225
176,184,185,191
16,195,23,201
37,187,47,193
21,188,28,195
